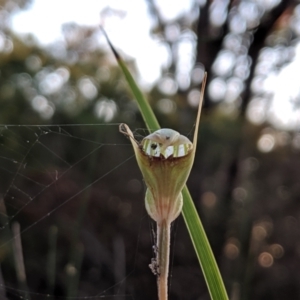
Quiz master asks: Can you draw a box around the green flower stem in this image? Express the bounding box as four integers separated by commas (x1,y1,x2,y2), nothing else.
157,220,171,300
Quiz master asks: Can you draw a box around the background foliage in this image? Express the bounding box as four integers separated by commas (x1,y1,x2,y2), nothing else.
1,0,300,299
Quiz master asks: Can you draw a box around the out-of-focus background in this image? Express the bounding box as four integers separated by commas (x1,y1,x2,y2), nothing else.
0,0,300,299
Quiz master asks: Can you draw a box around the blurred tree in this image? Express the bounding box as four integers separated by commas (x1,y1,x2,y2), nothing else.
1,1,300,300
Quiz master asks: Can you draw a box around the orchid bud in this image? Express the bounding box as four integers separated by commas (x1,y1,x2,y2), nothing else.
119,124,195,223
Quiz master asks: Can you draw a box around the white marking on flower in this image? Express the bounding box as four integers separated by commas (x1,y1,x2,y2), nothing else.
141,128,193,158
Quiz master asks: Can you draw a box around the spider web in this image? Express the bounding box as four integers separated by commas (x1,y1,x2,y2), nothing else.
0,123,155,300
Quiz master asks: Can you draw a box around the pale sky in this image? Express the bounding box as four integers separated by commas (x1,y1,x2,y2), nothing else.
11,0,195,87
11,0,300,131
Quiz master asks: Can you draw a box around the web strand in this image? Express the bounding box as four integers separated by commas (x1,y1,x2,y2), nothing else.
0,123,142,299
0,123,186,300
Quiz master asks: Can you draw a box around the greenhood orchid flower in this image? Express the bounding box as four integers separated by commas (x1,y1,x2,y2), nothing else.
120,125,195,223
119,74,206,300
119,123,199,300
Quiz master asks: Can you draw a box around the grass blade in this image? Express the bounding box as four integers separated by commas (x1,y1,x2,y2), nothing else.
101,28,160,132
182,187,228,299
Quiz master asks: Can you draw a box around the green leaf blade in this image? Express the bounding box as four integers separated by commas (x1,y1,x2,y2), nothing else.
182,187,229,300
117,58,160,132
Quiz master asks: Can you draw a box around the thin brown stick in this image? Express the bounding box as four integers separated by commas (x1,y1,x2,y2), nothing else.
11,222,27,284
11,222,31,299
